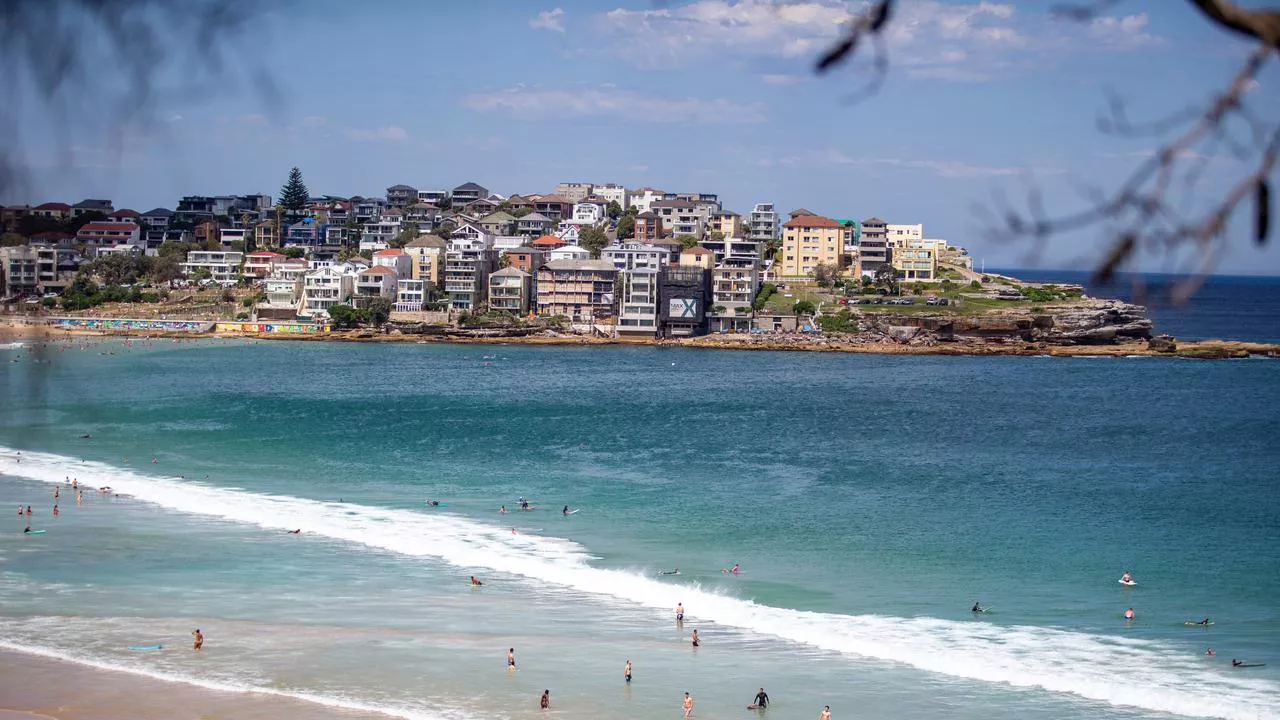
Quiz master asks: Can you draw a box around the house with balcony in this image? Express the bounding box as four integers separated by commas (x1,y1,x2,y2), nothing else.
404,203,442,232
372,248,412,278
602,243,669,272
535,259,617,323
629,188,665,213
0,246,39,297
386,184,417,208
75,221,141,248
175,196,214,224
555,224,580,245
633,212,664,243
617,267,659,337
272,258,309,282
554,182,594,203
488,267,532,315
679,245,714,270
569,201,605,226
219,227,249,249
516,212,554,237
284,219,328,247
451,182,489,207
462,197,501,216
779,213,845,279
709,211,742,239
181,250,243,282
301,264,358,318
352,197,384,223
395,278,426,311
533,195,573,222
887,223,923,249
444,237,498,310
858,217,889,275
363,208,402,246
699,237,762,264
708,256,760,333
404,234,447,287
258,277,303,319
417,189,448,206
243,251,285,279
651,199,709,239
592,183,629,209
531,234,566,253
353,266,399,308
891,240,937,280
31,244,80,293
748,203,780,243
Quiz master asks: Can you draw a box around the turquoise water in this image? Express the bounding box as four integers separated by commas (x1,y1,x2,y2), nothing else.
1,338,1278,720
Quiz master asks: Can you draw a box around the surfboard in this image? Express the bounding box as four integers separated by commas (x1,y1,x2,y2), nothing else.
426,503,448,507
1184,621,1215,626
1234,663,1265,668
128,645,162,651
565,509,580,515
1119,579,1137,586
24,530,46,535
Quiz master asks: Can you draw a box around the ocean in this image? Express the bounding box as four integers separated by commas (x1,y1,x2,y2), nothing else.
0,332,1278,720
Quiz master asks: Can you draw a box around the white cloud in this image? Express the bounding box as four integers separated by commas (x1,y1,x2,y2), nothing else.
760,73,809,85
1086,13,1161,49
348,125,408,142
530,8,566,33
167,114,183,123
461,86,766,124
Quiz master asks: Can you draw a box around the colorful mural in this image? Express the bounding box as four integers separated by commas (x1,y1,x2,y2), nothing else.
49,318,213,332
214,322,330,334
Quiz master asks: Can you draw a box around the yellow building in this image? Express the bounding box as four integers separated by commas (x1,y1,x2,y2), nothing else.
780,214,844,278
892,240,937,280
709,211,743,239
404,234,447,287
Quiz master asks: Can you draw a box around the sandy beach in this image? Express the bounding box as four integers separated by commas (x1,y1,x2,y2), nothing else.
0,648,395,720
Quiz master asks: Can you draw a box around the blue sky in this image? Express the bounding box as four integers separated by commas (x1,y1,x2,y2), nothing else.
11,0,1280,275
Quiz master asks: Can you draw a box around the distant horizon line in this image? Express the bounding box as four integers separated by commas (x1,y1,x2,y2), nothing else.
989,267,1280,281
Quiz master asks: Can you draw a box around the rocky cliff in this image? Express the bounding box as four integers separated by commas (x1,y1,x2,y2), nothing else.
855,300,1153,346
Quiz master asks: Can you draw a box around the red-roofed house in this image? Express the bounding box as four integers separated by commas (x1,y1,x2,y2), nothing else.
108,208,141,224
531,234,566,251
33,202,72,220
371,248,412,278
75,221,140,248
354,265,399,306
244,251,286,278
780,214,844,278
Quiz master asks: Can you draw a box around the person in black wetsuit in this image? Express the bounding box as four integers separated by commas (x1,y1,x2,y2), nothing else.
753,688,770,709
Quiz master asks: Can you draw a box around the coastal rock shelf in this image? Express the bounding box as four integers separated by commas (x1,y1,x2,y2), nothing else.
854,300,1154,345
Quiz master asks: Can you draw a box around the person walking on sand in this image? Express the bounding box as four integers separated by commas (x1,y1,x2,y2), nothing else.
624,659,632,682
508,648,516,670
819,705,831,720
540,690,550,709
683,692,694,719
192,629,203,651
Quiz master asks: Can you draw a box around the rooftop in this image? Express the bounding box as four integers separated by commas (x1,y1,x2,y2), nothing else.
541,259,617,272
784,215,841,229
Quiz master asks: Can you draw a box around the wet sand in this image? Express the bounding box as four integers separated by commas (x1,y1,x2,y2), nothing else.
0,649,395,720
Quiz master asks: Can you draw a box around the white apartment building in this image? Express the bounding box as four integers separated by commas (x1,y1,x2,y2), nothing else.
709,255,760,333
617,268,659,336
569,202,605,225
371,248,413,278
592,183,629,209
629,188,665,213
181,250,244,282
748,203,779,243
601,243,669,272
887,223,923,248
301,264,357,317
555,182,594,203
396,278,426,311
651,199,710,238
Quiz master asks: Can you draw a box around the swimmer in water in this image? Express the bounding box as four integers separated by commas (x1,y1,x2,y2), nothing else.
470,576,483,586
500,505,507,513
286,529,301,534
1206,648,1216,656
1124,607,1135,620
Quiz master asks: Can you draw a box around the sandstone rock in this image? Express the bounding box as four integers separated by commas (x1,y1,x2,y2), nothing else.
887,326,920,343
1147,334,1177,353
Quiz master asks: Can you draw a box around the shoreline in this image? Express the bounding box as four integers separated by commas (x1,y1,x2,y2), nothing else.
2,316,1277,359
0,647,398,720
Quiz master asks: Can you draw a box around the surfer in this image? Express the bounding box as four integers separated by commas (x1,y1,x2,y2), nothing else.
1206,648,1216,656
470,576,483,586
972,601,984,613
540,690,550,709
676,603,684,622
1233,659,1244,667
723,563,740,575
428,500,440,507
661,568,680,576
683,692,694,720
624,659,632,682
23,525,31,534
753,688,770,709
1120,571,1133,584
1194,617,1211,626
286,529,301,534
691,629,700,648
563,505,570,516
508,648,516,670
192,629,203,651
80,434,91,439
521,499,530,510
1124,608,1135,620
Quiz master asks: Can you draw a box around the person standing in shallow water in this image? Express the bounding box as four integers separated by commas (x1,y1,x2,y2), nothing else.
819,705,831,720
540,690,550,709
624,659,632,682
507,648,516,670
691,629,699,647
683,692,694,719
191,629,203,651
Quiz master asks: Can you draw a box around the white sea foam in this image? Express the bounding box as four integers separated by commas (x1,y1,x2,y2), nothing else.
0,342,25,351
0,639,472,720
3,447,1278,720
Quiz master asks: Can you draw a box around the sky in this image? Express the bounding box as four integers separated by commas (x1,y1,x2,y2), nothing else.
8,0,1280,275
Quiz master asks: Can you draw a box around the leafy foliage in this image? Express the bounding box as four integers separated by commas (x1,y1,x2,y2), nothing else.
752,282,777,311
675,234,699,249
819,308,859,333
793,299,817,315
615,213,635,240
812,262,838,288
578,225,609,258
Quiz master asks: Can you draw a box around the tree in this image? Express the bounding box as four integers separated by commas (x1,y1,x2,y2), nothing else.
616,213,635,240
752,282,777,311
709,230,725,241
392,226,417,248
606,200,622,221
282,246,305,259
16,215,62,237
279,167,309,211
361,297,393,327
327,304,359,328
1,232,25,247
509,207,532,218
91,254,143,286
149,255,182,286
815,0,1280,299
812,262,838,288
793,299,816,315
579,225,609,258
675,234,699,249
874,264,898,294
157,240,195,259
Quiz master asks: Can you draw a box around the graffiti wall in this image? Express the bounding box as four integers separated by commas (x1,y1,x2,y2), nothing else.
49,318,214,332
214,322,330,334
